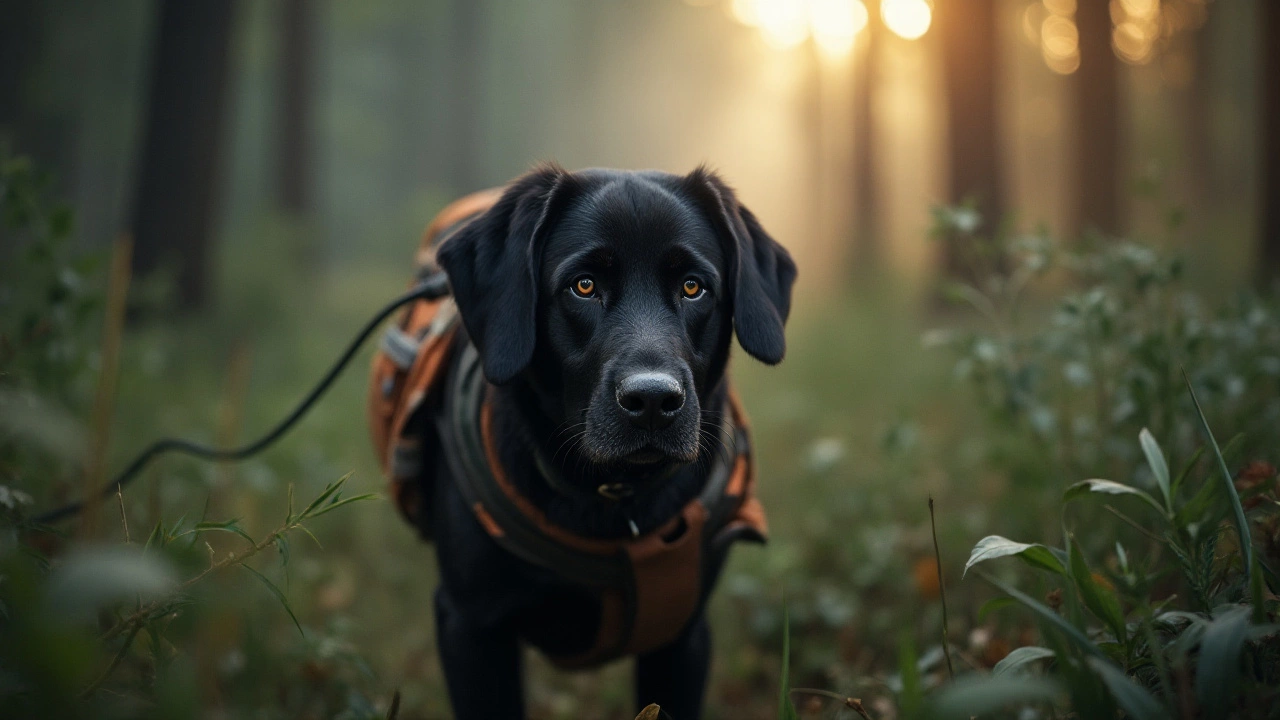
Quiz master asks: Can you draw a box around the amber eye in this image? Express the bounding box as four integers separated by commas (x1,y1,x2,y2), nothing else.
572,276,596,297
681,278,702,298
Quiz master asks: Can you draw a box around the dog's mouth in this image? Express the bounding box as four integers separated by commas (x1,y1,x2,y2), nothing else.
580,430,701,468
622,446,672,466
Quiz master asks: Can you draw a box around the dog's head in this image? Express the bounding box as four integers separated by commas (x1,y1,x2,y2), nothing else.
438,165,795,470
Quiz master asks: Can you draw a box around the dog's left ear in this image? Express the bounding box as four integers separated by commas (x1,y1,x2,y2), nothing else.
681,167,797,364
437,164,580,384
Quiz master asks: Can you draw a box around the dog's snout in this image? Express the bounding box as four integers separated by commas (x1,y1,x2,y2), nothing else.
616,372,685,431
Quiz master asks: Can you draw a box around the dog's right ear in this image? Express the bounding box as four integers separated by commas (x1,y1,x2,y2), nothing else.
437,165,580,384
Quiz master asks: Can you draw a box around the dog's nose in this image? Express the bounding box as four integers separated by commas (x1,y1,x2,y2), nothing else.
616,372,685,431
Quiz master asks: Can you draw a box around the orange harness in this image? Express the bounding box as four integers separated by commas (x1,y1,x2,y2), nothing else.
367,191,768,667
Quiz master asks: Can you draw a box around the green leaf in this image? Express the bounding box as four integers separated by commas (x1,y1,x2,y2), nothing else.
1195,605,1250,720
964,535,1067,577
185,520,254,545
242,565,304,638
1170,445,1205,503
306,493,379,518
1063,479,1166,517
1069,542,1127,642
1139,428,1172,513
1183,371,1252,587
978,596,1018,624
979,571,1103,659
896,632,921,719
992,646,1055,677
778,597,797,720
918,676,1061,720
1086,657,1166,720
299,473,352,520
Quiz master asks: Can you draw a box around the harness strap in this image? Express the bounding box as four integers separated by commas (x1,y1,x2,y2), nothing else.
438,343,632,588
437,342,762,667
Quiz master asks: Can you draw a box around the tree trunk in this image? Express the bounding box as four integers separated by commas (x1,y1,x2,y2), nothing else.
0,0,42,134
130,0,236,312
278,0,312,217
1075,0,1122,237
1183,10,1213,217
852,0,881,273
937,0,1004,275
448,0,484,195
1261,0,1280,282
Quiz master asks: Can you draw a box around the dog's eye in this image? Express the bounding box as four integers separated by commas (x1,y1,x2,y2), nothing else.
681,278,703,299
572,276,596,298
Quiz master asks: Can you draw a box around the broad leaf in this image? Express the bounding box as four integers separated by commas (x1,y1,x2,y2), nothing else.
979,571,1103,659
919,676,1061,720
992,646,1055,677
1086,657,1166,720
1063,479,1166,517
1138,428,1172,513
1069,542,1127,642
978,596,1018,623
964,535,1067,578
1195,606,1251,720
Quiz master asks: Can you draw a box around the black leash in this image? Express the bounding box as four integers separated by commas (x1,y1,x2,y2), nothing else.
34,273,452,525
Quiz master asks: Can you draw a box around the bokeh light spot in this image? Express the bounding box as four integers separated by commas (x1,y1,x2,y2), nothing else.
881,0,932,40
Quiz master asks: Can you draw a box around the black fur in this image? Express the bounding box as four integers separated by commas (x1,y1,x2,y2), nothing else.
430,166,795,719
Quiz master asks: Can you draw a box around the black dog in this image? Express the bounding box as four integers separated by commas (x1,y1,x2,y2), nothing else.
426,165,795,719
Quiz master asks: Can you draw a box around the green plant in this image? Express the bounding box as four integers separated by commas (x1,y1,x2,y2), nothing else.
960,388,1279,719
928,209,1280,503
0,153,387,719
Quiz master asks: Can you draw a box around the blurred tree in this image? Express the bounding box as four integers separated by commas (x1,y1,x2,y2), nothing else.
130,0,237,312
0,1,71,198
852,0,881,272
448,0,485,194
1263,0,1280,281
1075,0,1122,236
277,0,313,221
276,0,319,272
936,0,1004,274
1183,7,1213,214
0,1,42,140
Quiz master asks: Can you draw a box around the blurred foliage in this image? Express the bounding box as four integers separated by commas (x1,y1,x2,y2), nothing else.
0,154,385,719
928,206,1280,498
732,211,1280,719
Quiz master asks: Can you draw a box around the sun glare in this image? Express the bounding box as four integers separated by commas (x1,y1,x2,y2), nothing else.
810,0,869,57
881,0,932,40
726,0,872,56
755,0,810,48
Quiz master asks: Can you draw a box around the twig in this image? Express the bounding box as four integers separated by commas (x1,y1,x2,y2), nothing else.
929,496,955,680
116,483,130,544
100,515,300,642
80,620,142,698
790,688,875,720
80,234,132,540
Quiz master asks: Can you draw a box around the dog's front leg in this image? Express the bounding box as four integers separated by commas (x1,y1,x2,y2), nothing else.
435,588,524,719
635,613,711,720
